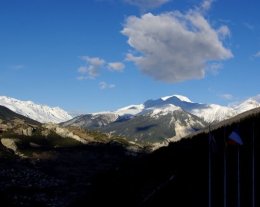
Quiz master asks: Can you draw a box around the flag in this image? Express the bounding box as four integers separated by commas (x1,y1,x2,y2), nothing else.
228,131,243,145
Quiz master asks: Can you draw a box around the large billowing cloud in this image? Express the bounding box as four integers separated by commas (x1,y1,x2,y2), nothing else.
122,10,233,83
125,0,169,10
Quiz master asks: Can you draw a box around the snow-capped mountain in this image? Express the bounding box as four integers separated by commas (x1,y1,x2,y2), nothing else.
0,96,72,123
232,95,260,114
113,94,260,123
113,95,237,123
101,105,206,144
62,94,260,144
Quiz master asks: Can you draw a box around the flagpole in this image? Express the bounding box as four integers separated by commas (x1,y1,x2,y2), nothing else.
237,146,240,207
208,125,212,207
252,122,255,207
228,129,243,207
224,128,227,207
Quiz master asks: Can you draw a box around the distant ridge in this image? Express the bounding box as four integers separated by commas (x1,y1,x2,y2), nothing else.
0,96,72,123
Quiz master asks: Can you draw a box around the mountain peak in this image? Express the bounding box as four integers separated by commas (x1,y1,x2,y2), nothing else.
161,95,193,103
232,96,260,114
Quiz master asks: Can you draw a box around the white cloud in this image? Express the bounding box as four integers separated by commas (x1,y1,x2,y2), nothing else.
220,94,234,100
77,56,105,79
253,51,260,58
217,25,231,39
207,63,223,75
107,62,125,72
77,75,88,80
125,0,169,10
122,10,233,83
243,22,254,30
77,57,125,80
200,0,213,11
99,81,116,90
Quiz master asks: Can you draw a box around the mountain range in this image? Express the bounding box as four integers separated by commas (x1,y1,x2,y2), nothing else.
1,94,260,145
62,94,260,144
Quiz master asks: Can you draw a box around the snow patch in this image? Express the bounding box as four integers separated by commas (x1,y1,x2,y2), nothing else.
148,104,181,117
115,104,144,116
161,94,193,103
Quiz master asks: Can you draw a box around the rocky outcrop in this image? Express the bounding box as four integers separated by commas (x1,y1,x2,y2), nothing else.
13,126,35,136
1,138,19,152
44,123,90,144
1,138,27,158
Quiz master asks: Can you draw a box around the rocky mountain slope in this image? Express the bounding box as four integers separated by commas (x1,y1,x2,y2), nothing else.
102,105,206,144
62,94,260,144
0,105,142,159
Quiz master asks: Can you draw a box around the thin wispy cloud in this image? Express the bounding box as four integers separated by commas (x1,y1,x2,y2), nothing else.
207,63,223,75
10,65,25,70
220,93,234,100
99,81,116,90
243,22,254,30
125,0,169,10
107,62,125,72
199,0,213,12
122,1,233,83
217,25,231,39
253,51,260,58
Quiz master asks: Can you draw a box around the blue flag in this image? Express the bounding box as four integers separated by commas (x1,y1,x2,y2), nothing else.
228,131,243,145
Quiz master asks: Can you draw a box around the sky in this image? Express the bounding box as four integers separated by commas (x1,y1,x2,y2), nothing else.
0,0,260,113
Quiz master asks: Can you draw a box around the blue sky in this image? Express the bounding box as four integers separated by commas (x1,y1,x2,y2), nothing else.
0,0,259,113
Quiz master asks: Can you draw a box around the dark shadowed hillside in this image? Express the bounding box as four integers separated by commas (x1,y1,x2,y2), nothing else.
75,107,260,207
0,105,40,126
0,106,144,207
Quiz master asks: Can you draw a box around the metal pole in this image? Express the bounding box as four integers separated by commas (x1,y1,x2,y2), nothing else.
208,126,212,207
224,128,227,207
252,123,255,207
237,146,240,207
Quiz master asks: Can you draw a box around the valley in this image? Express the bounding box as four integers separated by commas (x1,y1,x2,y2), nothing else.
0,94,259,207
